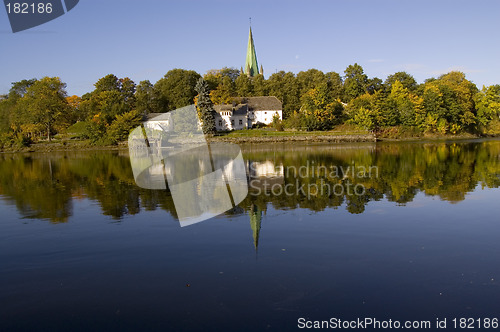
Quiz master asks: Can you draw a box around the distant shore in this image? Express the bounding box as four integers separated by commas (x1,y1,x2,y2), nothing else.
208,133,376,144
1,131,497,153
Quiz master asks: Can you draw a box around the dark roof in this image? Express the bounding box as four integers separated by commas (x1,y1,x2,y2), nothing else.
145,112,171,121
214,104,248,116
233,96,282,111
214,104,232,113
233,104,248,116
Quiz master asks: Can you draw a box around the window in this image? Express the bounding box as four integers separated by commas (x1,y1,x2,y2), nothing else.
231,120,234,126
239,119,243,125
219,120,222,126
264,111,267,114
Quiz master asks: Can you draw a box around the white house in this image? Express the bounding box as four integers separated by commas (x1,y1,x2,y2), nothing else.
214,96,283,131
143,112,173,132
214,104,249,131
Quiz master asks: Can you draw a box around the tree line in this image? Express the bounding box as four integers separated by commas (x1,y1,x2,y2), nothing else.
1,64,500,147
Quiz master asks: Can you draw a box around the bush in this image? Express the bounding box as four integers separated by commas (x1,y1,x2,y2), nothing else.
271,114,284,131
82,119,107,143
12,133,32,148
283,111,304,130
106,110,143,143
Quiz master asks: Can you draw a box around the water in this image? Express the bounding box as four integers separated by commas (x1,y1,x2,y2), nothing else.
1,140,500,331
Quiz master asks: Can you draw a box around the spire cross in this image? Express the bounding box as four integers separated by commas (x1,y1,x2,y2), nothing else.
249,17,251,27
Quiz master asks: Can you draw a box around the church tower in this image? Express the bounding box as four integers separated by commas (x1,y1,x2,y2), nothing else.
245,25,259,77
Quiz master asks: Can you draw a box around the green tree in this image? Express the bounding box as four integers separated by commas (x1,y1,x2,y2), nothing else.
385,72,418,91
204,67,240,91
343,63,368,102
252,74,268,96
120,77,136,109
475,85,500,126
267,71,300,118
389,80,414,126
135,80,157,115
154,69,201,111
301,83,344,130
235,73,254,97
325,71,344,101
94,74,121,93
106,110,143,144
210,75,235,104
422,71,478,133
296,69,326,96
18,77,69,141
366,77,383,94
195,78,216,135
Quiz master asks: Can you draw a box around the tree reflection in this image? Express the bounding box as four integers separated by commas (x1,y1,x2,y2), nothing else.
0,151,177,222
0,141,499,224
240,140,500,214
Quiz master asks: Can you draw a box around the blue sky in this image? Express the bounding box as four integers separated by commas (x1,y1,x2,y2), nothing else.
1,0,500,96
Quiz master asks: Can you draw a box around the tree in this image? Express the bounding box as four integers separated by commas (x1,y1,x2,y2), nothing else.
18,77,69,141
385,72,418,91
195,78,216,135
301,83,343,130
267,71,300,118
235,74,254,97
154,69,201,112
210,75,235,104
475,85,500,126
80,74,137,123
94,74,121,93
120,77,136,109
296,69,326,96
135,80,156,115
106,110,143,143
66,95,82,121
388,80,414,126
366,77,383,94
422,71,478,133
325,71,344,101
204,67,240,91
252,74,268,96
8,79,37,99
343,63,368,102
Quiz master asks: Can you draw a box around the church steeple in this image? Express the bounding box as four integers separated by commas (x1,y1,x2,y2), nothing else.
245,23,259,77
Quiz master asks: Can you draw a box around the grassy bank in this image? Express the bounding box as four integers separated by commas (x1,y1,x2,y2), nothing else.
0,139,128,153
2,126,497,153
208,128,376,144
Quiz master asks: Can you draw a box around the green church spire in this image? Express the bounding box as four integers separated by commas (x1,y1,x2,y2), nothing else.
245,26,259,77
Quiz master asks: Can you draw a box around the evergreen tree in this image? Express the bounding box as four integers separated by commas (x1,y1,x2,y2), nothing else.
195,78,216,135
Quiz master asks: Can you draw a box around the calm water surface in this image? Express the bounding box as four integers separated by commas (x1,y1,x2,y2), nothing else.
1,140,500,331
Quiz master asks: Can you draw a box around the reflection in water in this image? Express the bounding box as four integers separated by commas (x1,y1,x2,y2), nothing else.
242,140,500,215
0,140,499,227
249,204,262,250
0,152,178,223
2,140,500,331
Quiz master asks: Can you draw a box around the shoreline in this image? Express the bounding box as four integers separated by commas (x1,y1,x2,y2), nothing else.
1,132,498,154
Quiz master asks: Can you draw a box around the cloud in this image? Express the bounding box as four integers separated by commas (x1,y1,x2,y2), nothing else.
295,55,300,60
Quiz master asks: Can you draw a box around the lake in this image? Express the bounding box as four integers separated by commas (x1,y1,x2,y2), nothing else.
1,139,500,331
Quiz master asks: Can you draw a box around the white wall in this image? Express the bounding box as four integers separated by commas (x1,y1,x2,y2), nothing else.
252,110,282,125
215,113,248,131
